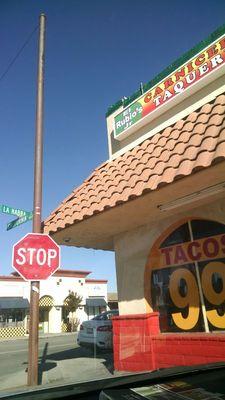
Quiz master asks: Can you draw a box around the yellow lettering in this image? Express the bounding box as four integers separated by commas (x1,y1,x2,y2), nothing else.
202,262,225,329
169,268,200,330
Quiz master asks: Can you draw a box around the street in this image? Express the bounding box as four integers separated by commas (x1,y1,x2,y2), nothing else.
0,333,121,392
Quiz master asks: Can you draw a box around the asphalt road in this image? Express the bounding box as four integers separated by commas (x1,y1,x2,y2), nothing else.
0,333,119,392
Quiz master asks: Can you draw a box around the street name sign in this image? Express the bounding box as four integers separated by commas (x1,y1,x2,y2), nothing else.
7,213,33,231
12,233,60,281
0,204,33,230
0,204,30,218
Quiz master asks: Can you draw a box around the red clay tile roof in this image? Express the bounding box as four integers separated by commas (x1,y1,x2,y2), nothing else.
44,93,225,235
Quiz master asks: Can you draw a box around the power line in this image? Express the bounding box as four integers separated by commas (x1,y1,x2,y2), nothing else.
0,25,39,84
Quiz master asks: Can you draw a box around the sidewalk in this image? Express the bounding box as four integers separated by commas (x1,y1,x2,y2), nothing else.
0,332,76,342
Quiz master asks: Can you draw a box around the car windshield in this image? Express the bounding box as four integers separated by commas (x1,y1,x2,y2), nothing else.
1,2,225,399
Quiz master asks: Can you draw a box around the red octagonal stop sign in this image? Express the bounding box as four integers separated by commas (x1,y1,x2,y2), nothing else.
12,233,60,281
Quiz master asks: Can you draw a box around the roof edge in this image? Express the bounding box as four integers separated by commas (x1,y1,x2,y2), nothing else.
85,279,108,283
0,275,24,281
12,269,92,278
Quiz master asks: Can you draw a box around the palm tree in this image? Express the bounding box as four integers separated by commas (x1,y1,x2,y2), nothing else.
64,291,83,331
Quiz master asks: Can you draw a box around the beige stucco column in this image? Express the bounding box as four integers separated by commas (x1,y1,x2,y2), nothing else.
49,307,62,333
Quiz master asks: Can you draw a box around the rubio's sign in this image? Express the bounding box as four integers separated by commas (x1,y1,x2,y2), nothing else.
114,33,225,139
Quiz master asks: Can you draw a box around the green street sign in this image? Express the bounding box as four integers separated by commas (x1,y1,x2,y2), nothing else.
0,204,30,218
7,213,33,231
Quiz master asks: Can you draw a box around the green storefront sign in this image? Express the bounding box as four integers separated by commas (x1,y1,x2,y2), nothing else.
114,102,143,137
113,25,225,139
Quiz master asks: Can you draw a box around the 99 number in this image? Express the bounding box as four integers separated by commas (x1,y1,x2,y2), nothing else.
169,262,225,330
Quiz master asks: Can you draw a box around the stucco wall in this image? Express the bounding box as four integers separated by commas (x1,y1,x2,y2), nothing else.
39,276,87,305
114,196,225,315
49,307,61,333
86,283,107,298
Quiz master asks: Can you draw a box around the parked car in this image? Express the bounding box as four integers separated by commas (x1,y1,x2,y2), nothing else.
77,310,119,349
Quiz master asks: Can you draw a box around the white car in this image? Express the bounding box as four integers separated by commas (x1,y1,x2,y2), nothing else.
77,310,119,350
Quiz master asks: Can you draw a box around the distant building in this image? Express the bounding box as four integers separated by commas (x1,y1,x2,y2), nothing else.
0,269,107,339
107,292,118,310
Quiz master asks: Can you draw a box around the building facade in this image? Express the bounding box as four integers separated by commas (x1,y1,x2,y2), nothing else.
0,270,107,338
44,25,225,372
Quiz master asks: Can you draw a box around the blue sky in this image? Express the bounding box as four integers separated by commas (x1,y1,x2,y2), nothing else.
1,0,225,290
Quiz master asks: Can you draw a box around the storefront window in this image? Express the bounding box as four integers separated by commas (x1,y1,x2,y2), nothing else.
146,219,225,333
0,309,24,327
85,305,106,319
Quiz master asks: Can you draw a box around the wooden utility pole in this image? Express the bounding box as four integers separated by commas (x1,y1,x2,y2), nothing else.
27,13,46,386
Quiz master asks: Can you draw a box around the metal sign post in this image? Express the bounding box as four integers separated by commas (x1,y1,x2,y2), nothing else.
27,13,46,387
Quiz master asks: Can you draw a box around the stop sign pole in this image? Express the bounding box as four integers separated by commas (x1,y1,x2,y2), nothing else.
28,14,46,387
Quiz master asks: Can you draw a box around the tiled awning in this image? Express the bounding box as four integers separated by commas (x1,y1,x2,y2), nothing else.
44,92,225,238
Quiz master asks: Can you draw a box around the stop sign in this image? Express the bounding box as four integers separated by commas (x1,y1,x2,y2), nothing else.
12,233,60,281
